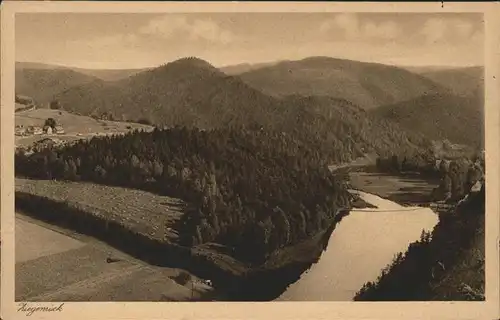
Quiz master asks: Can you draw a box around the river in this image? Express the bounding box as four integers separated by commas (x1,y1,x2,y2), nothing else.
277,191,439,301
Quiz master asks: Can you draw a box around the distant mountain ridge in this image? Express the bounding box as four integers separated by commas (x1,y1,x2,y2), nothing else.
220,61,280,75
15,67,101,106
54,57,283,128
372,91,484,149
16,58,482,106
416,66,484,98
16,57,483,152
51,57,434,164
16,61,148,84
236,56,448,110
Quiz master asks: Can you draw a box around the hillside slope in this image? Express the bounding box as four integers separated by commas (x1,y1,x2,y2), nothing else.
55,57,283,129
16,62,146,82
15,66,101,105
15,109,153,149
220,61,280,75
75,68,148,82
237,57,447,110
414,66,484,98
53,57,433,164
354,184,485,301
372,92,483,148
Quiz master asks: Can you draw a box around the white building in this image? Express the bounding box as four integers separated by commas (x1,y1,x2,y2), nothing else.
55,125,65,134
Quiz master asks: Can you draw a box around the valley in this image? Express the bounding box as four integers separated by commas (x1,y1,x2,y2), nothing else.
14,161,482,301
14,54,485,302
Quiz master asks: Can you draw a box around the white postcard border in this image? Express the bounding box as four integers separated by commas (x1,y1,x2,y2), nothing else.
1,2,499,320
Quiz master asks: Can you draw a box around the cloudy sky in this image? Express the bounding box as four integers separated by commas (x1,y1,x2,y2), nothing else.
16,12,484,69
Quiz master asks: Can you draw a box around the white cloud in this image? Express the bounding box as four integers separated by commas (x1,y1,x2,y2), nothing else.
320,14,401,41
420,17,482,45
332,13,359,38
420,18,447,44
363,21,401,40
139,15,235,45
320,14,358,38
139,16,187,38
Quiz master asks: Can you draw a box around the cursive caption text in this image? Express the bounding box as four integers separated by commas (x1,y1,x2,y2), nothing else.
17,303,65,316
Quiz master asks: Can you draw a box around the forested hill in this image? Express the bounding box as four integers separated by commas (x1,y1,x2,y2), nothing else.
50,57,433,164
236,56,446,110
54,57,283,128
16,61,147,83
16,67,100,105
266,95,432,164
414,66,484,98
220,61,280,75
372,92,484,149
15,126,354,264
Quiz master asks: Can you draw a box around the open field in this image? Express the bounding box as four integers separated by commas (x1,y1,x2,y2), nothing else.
348,171,439,206
16,214,214,301
16,214,85,263
15,178,185,242
15,109,153,148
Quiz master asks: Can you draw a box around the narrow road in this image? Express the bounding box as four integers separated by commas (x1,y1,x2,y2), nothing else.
15,214,212,301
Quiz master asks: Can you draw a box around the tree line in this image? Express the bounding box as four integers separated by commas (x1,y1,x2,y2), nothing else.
375,151,484,203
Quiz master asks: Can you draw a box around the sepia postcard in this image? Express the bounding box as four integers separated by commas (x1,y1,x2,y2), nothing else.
1,1,499,320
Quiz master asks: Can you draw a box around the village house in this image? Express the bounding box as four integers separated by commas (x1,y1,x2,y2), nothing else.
33,126,43,135
26,125,44,135
15,125,26,136
54,125,65,134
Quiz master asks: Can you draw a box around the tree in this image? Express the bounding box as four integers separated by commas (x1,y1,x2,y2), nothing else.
130,154,140,168
44,118,57,129
137,118,152,125
439,160,449,175
274,206,291,246
442,174,452,201
465,165,481,192
94,165,107,180
391,155,401,172
66,159,78,180
49,100,62,110
152,160,164,179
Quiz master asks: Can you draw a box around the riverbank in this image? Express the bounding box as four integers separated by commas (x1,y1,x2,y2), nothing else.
344,168,485,301
278,191,438,301
354,183,485,301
